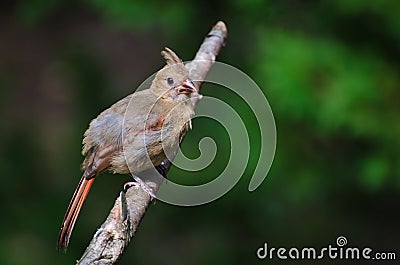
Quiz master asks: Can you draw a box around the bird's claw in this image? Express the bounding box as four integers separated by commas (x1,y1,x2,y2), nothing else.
125,174,157,200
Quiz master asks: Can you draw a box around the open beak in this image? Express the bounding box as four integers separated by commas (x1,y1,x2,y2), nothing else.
176,79,197,94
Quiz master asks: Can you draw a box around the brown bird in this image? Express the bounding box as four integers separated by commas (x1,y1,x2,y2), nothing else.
57,48,200,251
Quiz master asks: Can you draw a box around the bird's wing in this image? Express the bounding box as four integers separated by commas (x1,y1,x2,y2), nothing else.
82,94,131,155
81,90,165,176
80,94,131,176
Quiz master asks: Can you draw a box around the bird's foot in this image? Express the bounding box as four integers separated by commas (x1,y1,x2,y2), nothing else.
124,174,156,200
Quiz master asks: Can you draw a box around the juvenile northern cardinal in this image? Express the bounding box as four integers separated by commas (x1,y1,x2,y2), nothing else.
57,48,200,251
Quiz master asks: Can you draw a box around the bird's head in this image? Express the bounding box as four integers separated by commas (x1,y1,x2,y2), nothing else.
151,48,199,102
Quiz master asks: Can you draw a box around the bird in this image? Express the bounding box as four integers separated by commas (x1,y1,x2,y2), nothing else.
57,47,200,251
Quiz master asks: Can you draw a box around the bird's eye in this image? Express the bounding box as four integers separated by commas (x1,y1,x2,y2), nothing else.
166,77,174,86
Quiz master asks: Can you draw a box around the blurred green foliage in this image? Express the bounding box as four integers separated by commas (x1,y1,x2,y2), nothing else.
86,0,194,31
1,0,399,265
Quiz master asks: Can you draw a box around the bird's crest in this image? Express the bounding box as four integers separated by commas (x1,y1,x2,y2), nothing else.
161,47,182,65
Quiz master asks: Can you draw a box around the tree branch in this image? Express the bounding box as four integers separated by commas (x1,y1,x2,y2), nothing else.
77,21,227,265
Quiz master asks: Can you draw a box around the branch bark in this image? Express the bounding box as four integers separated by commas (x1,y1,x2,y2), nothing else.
77,21,227,265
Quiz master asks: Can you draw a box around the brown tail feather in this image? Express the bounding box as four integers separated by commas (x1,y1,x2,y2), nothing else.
57,175,95,251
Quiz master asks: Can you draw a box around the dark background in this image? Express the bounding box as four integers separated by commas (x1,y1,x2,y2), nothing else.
0,1,399,264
